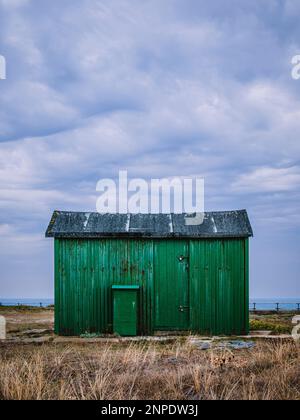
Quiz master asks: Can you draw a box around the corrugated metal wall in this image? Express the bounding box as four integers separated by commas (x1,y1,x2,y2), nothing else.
55,238,249,336
189,239,248,335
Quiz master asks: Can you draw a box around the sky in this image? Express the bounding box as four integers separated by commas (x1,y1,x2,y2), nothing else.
0,0,299,299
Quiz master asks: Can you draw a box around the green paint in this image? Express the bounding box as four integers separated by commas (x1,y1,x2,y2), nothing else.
154,241,190,330
189,239,248,335
113,289,138,336
245,238,250,335
54,238,250,336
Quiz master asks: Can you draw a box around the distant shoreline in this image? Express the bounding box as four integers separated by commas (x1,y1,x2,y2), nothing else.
0,297,299,310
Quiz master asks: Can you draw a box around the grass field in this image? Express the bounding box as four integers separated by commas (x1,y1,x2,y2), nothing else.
0,307,299,400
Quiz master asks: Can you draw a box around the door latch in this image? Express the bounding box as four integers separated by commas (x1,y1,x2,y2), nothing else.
179,305,190,312
177,255,189,262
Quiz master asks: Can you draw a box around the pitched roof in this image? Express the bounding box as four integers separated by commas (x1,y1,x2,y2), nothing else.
45,210,253,239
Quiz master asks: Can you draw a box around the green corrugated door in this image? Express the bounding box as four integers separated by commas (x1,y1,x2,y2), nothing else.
154,240,190,330
113,287,139,336
189,239,247,335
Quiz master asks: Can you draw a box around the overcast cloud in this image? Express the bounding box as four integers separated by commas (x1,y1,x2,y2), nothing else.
0,0,299,298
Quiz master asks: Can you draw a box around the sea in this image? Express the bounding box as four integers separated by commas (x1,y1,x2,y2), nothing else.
0,297,299,311
0,298,54,307
249,298,300,311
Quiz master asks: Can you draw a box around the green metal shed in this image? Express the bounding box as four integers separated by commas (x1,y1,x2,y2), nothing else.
46,210,253,336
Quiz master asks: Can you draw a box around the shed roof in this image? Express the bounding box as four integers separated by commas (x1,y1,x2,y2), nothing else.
45,210,253,239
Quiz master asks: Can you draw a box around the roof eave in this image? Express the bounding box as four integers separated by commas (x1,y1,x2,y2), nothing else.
48,232,253,239
45,210,60,238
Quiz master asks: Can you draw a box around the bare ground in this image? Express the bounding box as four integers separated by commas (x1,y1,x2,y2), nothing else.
0,307,54,337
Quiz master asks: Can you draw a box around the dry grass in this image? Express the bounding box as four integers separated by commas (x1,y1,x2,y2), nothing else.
0,340,299,400
250,313,296,334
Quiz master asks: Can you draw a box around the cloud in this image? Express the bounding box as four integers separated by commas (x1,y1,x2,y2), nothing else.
0,0,30,8
0,81,80,142
232,166,300,193
0,0,299,297
0,223,13,235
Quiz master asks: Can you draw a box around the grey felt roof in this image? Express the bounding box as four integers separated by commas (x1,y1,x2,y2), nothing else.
45,210,253,239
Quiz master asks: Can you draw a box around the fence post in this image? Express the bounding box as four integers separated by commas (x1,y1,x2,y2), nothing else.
253,303,256,313
0,316,6,340
276,303,280,312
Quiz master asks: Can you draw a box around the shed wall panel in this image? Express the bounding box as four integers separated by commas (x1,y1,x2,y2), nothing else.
55,238,248,336
55,239,154,336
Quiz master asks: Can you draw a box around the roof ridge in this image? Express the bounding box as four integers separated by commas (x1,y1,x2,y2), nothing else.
53,209,247,216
